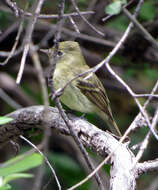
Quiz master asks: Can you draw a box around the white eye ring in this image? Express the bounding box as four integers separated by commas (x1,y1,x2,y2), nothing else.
57,51,63,57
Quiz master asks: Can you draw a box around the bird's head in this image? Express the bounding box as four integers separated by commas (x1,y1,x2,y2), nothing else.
40,41,81,60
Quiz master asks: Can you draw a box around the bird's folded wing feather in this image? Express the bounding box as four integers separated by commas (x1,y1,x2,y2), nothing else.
76,77,113,121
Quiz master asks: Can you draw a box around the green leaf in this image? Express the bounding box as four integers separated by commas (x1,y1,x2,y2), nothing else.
121,0,127,4
105,1,122,15
0,117,13,125
107,15,128,31
2,173,33,185
103,164,111,175
0,153,43,176
49,153,90,190
139,2,156,21
144,69,158,80
0,184,11,190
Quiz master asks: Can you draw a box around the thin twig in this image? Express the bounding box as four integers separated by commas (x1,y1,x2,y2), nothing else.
0,88,22,109
0,20,24,65
18,9,95,19
0,22,18,42
20,135,61,190
47,0,104,189
30,42,51,190
133,107,158,167
4,0,19,17
0,4,26,66
30,43,49,107
68,16,80,33
105,62,158,141
122,7,158,50
67,1,148,189
0,46,23,57
102,0,134,22
130,80,158,132
16,0,46,84
16,43,29,84
38,20,116,47
2,2,94,19
70,0,105,37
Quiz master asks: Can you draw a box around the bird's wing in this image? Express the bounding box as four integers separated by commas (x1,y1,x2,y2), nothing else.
76,75,113,121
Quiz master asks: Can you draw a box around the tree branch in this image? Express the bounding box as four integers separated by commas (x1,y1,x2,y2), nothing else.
0,105,138,189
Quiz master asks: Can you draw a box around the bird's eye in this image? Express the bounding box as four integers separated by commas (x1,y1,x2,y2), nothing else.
57,51,63,57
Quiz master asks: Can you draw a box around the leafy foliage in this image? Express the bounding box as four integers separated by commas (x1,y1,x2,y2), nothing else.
0,153,42,189
0,117,13,125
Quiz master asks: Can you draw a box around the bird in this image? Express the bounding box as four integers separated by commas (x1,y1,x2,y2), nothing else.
42,41,122,137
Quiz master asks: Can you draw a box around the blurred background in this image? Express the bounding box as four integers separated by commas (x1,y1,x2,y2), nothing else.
0,0,158,189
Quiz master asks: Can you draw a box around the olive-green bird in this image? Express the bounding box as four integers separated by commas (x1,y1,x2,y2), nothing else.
42,41,122,136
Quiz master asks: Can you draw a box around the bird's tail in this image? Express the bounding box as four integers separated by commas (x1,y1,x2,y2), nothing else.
99,111,122,137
